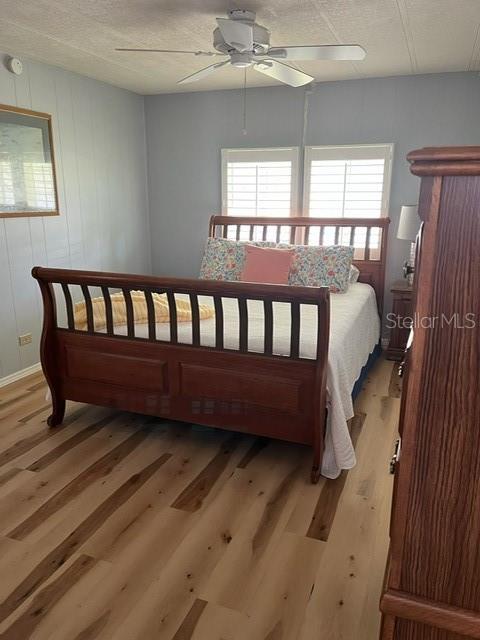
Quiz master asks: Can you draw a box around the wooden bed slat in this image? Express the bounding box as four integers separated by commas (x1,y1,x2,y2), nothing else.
238,297,248,352
213,295,224,349
144,289,156,341
349,226,355,246
304,226,310,246
365,226,371,261
100,286,114,336
290,301,301,359
189,293,200,346
80,285,94,334
319,226,325,245
166,290,178,344
263,299,273,356
61,284,74,330
122,289,135,338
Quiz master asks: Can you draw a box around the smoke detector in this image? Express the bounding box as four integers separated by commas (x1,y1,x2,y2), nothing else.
6,56,23,76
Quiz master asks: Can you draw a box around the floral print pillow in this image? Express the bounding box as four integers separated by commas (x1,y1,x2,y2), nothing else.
287,245,354,293
199,237,354,293
199,237,274,281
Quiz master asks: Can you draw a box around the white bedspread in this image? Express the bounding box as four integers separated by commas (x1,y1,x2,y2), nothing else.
107,282,379,478
322,283,380,477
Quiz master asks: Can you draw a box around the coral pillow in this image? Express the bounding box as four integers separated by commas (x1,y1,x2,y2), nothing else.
241,245,294,284
199,237,276,281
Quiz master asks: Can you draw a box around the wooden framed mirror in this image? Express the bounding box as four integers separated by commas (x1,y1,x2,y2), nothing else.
0,104,59,218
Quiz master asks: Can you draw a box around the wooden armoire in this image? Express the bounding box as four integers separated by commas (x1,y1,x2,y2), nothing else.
380,147,480,639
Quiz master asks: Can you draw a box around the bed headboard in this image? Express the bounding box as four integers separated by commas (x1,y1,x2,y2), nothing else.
209,215,390,312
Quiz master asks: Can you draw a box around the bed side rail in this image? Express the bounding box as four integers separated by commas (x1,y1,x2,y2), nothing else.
32,267,330,362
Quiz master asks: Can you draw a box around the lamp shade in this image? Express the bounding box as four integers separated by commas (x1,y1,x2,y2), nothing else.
397,205,419,241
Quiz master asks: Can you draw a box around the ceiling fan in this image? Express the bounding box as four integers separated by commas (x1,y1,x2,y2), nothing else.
116,9,366,87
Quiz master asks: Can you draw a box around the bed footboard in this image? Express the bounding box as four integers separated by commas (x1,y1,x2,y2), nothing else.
32,267,330,483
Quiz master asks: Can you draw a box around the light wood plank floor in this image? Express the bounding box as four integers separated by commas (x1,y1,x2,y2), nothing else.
0,358,399,640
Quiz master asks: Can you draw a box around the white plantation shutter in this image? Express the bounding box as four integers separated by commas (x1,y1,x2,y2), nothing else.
222,148,299,218
304,144,393,219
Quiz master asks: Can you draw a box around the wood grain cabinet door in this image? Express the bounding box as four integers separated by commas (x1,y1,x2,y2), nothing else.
381,149,480,640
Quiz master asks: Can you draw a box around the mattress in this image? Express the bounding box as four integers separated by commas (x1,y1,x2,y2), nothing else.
105,282,380,479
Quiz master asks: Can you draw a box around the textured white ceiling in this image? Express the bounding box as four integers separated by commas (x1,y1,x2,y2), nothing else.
0,0,479,94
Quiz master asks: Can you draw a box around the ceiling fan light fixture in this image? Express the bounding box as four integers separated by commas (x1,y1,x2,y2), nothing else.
230,53,254,68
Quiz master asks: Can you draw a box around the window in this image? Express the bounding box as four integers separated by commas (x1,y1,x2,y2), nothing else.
221,147,299,218
304,144,393,219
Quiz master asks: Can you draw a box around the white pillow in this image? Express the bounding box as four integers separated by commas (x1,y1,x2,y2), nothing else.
349,264,360,284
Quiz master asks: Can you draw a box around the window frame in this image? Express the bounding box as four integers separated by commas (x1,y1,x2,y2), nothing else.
221,146,300,218
303,143,394,219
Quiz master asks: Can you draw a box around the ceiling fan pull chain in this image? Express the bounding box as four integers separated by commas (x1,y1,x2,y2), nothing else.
302,83,315,147
242,67,248,135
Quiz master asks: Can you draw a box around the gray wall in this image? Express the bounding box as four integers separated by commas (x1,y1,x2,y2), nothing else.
145,71,480,323
3,68,479,378
0,55,150,379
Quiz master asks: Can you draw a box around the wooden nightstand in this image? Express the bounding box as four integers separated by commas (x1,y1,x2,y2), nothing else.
386,279,413,360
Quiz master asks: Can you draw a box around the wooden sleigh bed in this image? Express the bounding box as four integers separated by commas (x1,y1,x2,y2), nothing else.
32,215,389,483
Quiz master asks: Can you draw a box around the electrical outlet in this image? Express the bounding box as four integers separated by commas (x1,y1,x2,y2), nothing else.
18,333,32,347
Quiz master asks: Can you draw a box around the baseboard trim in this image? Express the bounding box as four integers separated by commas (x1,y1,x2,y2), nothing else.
0,363,42,388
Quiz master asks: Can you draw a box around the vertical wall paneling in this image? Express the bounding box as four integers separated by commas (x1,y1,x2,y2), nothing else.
0,53,150,378
0,62,23,376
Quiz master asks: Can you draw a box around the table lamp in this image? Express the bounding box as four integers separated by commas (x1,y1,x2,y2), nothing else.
397,205,420,284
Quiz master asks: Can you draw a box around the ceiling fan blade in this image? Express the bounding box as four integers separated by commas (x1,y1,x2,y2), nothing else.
266,45,366,61
116,48,221,56
177,60,229,84
254,59,313,87
216,18,253,52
